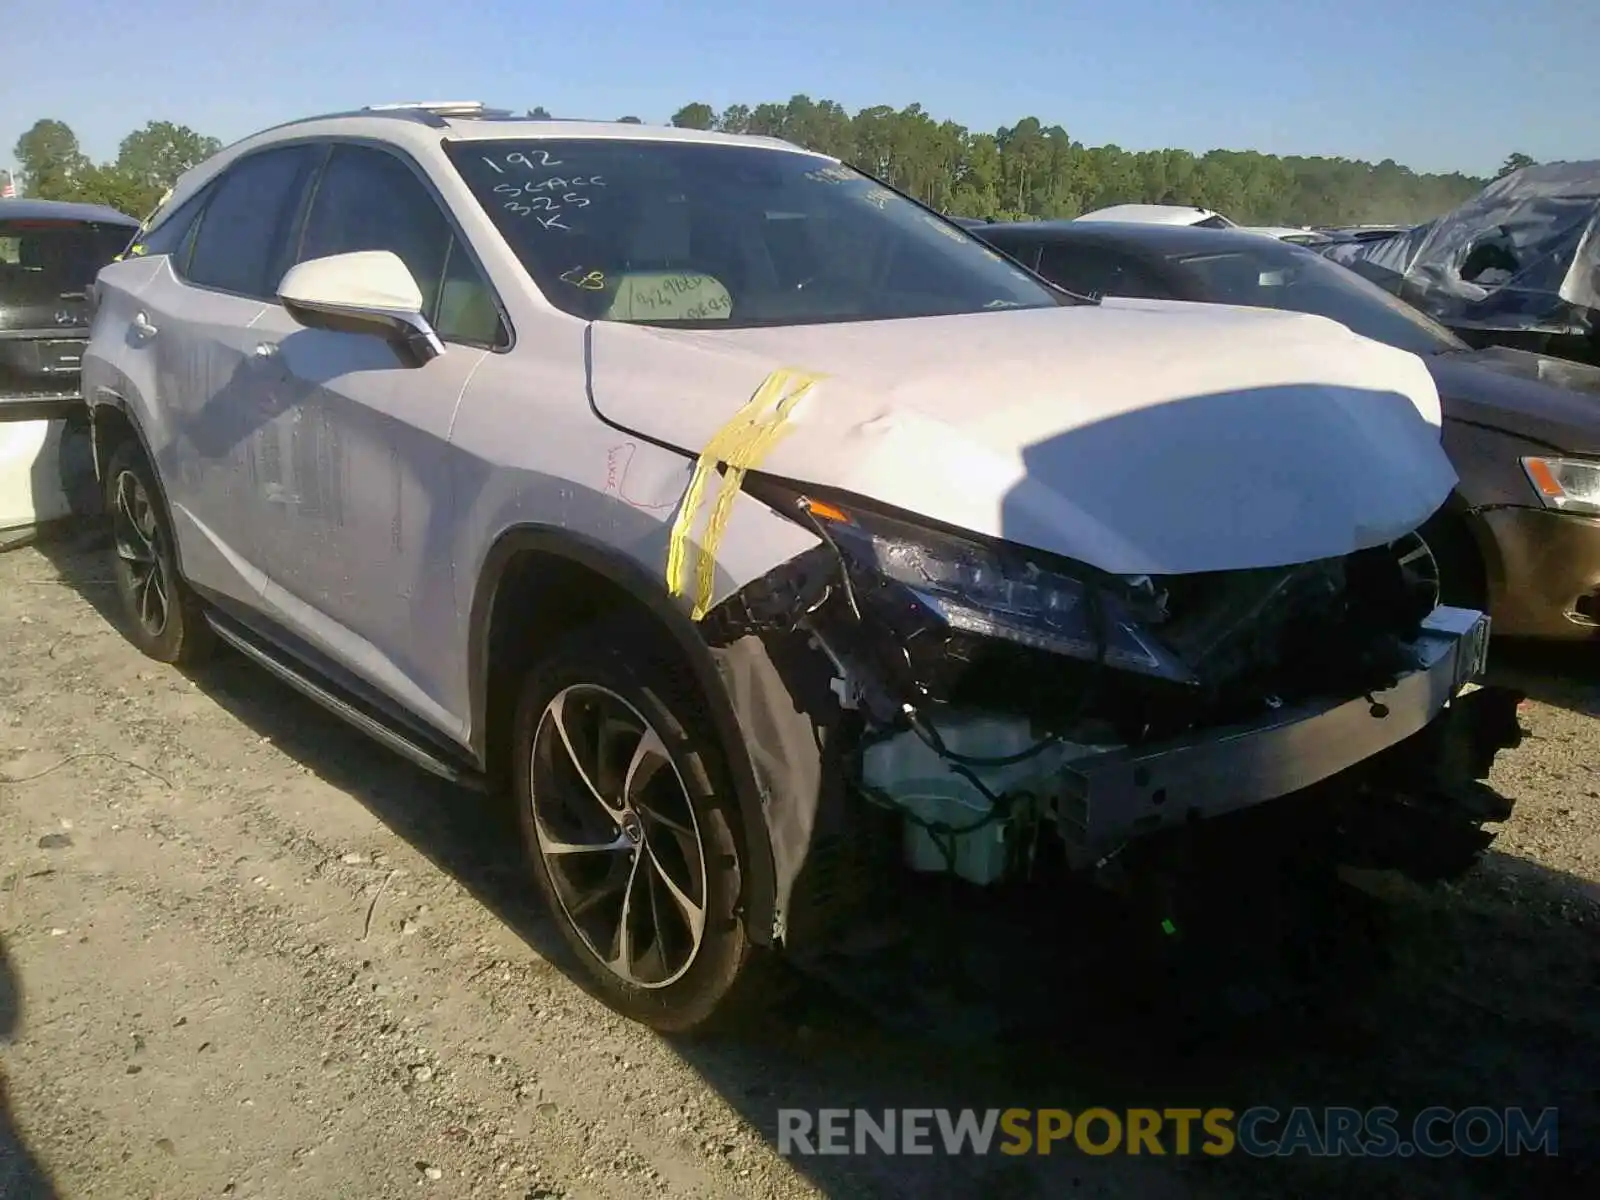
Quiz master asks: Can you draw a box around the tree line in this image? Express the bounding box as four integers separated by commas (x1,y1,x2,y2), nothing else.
10,119,221,218
14,101,1529,228
656,98,1528,227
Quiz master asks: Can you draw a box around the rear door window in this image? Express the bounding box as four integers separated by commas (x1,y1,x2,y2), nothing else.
185,145,317,298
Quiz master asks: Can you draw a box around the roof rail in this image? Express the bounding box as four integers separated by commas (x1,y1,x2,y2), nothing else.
224,102,530,149
361,101,516,124
364,101,485,115
233,105,451,139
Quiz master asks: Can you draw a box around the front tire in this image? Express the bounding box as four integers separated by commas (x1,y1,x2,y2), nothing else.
104,439,213,665
512,620,761,1033
1414,511,1487,613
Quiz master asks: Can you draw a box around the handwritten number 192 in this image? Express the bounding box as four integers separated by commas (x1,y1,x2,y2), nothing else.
481,149,563,172
508,150,562,169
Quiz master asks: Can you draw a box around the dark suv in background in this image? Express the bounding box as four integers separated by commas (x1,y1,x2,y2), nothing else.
1,199,138,546
1,199,138,419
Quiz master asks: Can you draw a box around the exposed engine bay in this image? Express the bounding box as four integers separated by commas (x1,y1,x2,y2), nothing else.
701,475,1524,952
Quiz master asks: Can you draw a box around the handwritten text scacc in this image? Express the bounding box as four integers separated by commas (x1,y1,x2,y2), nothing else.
482,148,606,231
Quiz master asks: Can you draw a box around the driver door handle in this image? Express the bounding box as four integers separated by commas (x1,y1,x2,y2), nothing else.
131,312,158,339
253,342,279,359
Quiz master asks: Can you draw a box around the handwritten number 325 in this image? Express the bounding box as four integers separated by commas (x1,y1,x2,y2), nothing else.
504,193,591,222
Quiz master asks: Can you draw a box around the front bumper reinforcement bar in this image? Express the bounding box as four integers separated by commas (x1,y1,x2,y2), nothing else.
1055,605,1494,864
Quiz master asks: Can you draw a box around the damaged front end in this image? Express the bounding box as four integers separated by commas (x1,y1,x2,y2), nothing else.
700,478,1524,951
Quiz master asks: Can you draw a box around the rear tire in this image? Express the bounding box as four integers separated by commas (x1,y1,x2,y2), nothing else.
104,439,213,665
512,618,765,1033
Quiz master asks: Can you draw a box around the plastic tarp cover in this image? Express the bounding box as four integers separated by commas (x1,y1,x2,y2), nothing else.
1317,161,1600,337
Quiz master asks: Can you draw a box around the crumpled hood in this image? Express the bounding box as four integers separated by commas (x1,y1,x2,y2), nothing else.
587,298,1457,576
1432,346,1600,455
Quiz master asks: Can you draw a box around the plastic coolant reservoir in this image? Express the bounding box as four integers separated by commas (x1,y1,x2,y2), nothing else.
861,712,1097,886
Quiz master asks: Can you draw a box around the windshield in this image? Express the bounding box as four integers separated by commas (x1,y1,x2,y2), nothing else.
1168,239,1466,356
0,220,134,307
444,139,1061,327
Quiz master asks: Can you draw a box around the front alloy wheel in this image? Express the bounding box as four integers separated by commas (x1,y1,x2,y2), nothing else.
530,684,709,989
513,622,763,1032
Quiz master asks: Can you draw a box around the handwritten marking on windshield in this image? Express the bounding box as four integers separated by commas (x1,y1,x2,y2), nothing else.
684,295,734,319
501,189,594,230
530,175,605,191
502,197,591,228
804,164,855,184
491,160,606,232
622,274,733,320
653,274,708,295
560,267,607,290
507,149,563,169
507,194,561,212
504,201,569,229
862,187,894,209
922,214,968,242
494,178,605,198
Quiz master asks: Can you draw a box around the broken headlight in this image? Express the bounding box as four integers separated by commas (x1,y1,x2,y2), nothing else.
779,490,1195,684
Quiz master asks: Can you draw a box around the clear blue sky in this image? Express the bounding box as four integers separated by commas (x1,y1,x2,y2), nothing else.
3,0,1596,181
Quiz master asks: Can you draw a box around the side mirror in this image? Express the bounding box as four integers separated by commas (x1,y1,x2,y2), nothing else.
277,250,444,367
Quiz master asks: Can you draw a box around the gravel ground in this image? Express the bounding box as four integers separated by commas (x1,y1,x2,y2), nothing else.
1,526,1597,1200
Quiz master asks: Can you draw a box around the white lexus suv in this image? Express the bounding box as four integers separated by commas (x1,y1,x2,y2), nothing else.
82,102,1521,1032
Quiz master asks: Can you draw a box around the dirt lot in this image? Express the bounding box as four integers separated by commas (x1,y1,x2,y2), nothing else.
2,525,1597,1200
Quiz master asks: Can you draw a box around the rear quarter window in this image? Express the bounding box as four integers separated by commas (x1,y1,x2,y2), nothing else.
129,187,213,265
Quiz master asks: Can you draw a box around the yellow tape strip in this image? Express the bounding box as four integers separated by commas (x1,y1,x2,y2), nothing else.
666,367,826,619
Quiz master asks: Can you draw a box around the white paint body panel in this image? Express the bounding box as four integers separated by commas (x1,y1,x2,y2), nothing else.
0,420,73,532
278,249,426,313
589,298,1455,576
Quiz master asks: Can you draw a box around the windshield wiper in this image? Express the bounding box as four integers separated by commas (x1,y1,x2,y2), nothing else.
1043,279,1100,306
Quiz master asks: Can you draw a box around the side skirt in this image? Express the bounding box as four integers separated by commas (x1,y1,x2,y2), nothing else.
202,605,487,791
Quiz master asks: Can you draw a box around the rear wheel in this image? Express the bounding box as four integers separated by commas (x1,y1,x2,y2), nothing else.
512,620,763,1032
104,439,213,665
